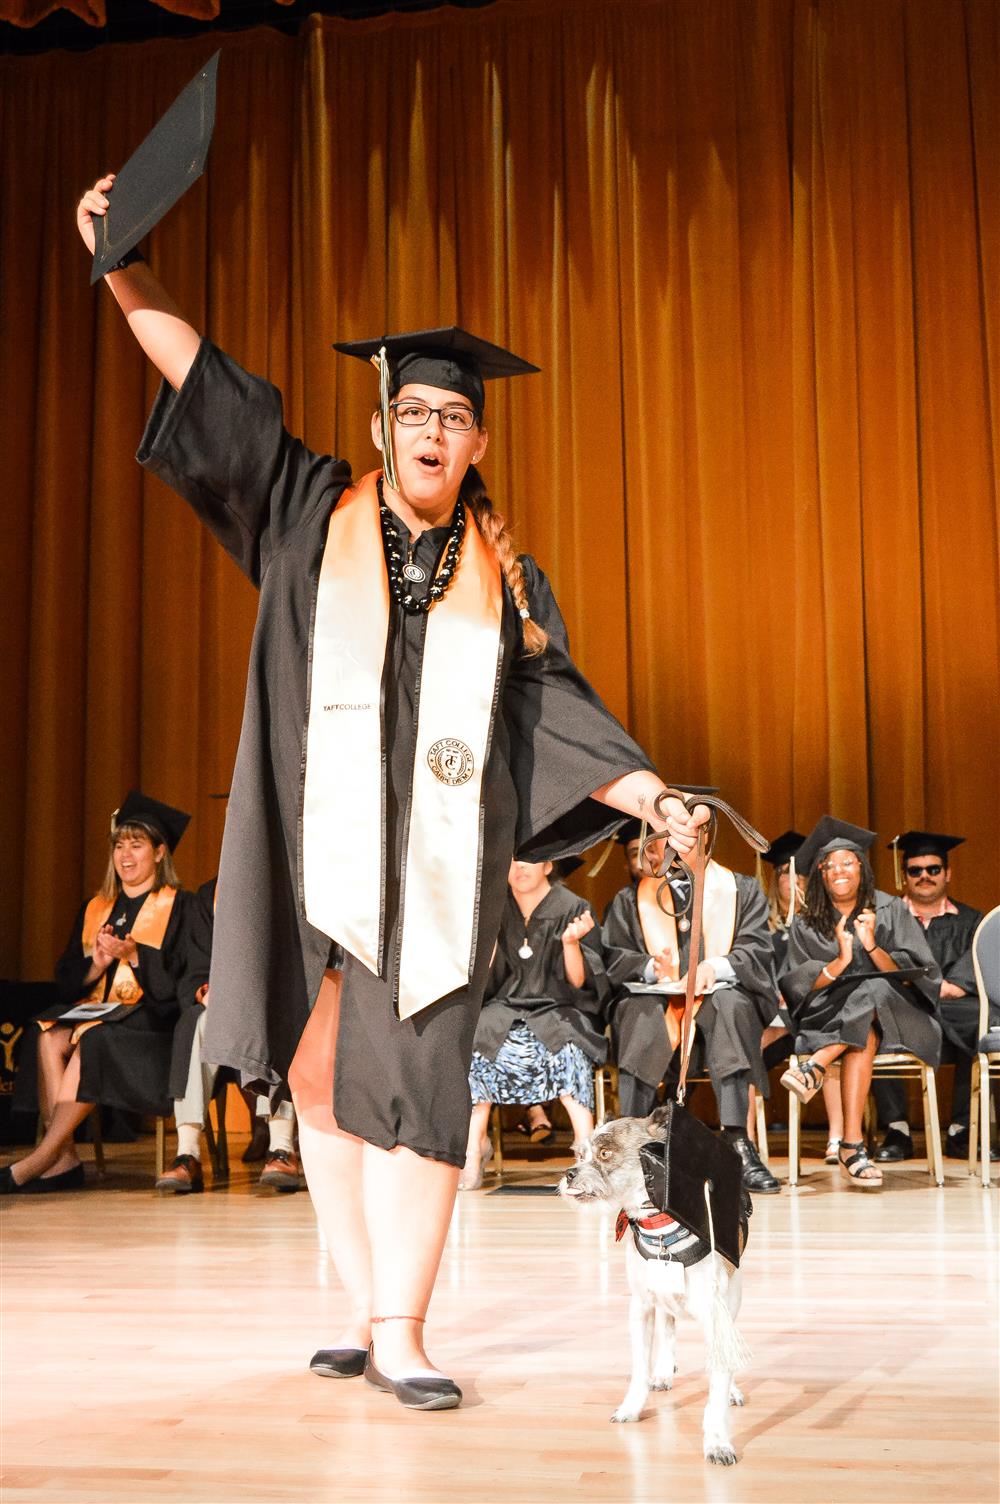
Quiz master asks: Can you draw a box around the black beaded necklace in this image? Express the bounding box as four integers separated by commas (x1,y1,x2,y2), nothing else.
377,477,466,615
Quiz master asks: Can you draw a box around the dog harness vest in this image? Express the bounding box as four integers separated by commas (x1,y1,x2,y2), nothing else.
616,1205,708,1266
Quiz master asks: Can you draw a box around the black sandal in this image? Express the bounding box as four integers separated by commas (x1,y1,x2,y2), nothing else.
780,1058,826,1105
838,1140,883,1189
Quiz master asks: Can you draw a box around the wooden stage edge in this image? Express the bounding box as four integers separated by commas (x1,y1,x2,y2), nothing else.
2,1138,998,1504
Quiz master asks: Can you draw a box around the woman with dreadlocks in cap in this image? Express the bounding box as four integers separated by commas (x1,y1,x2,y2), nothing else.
75,177,708,1409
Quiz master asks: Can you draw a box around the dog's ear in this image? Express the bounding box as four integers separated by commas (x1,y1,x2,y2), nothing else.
647,1105,671,1128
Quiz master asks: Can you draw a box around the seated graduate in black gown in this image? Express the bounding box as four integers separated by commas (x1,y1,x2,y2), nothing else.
602,832,780,1194
461,857,607,1188
0,792,190,1193
779,816,942,1190
872,830,991,1163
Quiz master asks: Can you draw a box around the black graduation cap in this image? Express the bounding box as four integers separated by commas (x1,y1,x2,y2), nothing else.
112,791,191,853
614,818,643,847
333,327,539,491
761,830,806,867
794,815,876,877
552,856,583,880
888,830,964,890
90,52,220,284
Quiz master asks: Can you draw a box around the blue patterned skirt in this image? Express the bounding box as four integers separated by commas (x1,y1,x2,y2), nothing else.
469,1022,595,1109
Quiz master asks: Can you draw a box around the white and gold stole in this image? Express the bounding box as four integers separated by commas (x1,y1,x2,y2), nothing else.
302,471,503,1019
636,862,738,1050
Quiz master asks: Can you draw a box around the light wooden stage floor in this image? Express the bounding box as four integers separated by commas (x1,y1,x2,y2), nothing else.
2,1140,998,1504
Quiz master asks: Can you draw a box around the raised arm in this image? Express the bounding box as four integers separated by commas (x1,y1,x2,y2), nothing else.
77,174,201,391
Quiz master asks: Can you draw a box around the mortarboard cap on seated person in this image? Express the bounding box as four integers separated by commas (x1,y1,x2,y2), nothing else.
552,856,583,880
333,327,539,491
794,816,877,879
112,790,191,853
90,52,220,283
761,830,806,867
887,829,964,890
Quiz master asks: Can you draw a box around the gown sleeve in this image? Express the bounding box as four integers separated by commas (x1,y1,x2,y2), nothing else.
136,339,352,587
176,882,215,1013
778,918,831,1015
726,879,779,1002
941,906,983,994
881,898,942,1007
53,902,93,1006
506,557,656,860
599,888,650,989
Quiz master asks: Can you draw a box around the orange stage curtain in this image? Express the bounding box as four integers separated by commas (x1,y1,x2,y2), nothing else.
1,0,997,979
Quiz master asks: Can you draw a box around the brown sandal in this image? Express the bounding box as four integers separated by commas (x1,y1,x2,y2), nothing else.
780,1059,826,1105
838,1140,883,1189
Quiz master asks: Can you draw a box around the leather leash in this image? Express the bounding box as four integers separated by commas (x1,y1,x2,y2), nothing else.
640,789,769,1108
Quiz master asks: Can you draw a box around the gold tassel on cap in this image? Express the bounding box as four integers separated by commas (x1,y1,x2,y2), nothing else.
586,836,617,879
755,850,766,893
371,345,399,492
785,856,798,926
890,836,903,892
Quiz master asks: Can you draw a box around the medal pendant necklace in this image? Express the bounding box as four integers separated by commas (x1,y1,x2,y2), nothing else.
518,926,533,960
401,540,426,585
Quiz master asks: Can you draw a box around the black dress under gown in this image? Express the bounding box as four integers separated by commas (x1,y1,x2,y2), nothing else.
780,892,944,1063
470,883,609,1106
137,340,655,1166
37,888,189,1116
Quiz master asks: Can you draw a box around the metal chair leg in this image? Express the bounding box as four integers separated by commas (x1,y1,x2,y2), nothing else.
92,1110,106,1180
489,1105,503,1179
921,1065,944,1186
155,1116,166,1180
595,1067,606,1125
754,1093,770,1166
787,1056,800,1187
978,1057,991,1189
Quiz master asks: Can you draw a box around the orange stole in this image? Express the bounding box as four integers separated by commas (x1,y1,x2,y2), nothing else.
636,863,738,1052
302,470,504,1020
42,887,178,1044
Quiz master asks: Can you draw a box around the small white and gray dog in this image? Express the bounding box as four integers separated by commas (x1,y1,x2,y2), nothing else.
559,1110,750,1466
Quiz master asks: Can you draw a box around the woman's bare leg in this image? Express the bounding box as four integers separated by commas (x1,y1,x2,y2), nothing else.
840,1029,879,1144
10,1047,92,1184
559,1093,595,1147
364,1142,461,1376
822,1073,844,1143
288,970,372,1351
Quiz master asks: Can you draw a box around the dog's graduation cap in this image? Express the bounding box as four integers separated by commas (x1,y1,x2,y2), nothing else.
91,52,220,283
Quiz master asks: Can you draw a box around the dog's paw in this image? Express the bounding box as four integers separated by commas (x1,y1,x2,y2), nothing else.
649,1374,674,1392
728,1383,745,1407
611,1405,644,1424
704,1444,738,1467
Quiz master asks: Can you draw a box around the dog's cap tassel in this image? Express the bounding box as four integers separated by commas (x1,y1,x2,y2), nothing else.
702,1181,753,1376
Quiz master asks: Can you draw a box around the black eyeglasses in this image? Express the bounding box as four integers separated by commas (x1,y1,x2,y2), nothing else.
389,400,478,432
906,862,944,877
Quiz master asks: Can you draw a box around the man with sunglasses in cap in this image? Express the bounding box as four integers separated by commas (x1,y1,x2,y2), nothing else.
873,831,991,1162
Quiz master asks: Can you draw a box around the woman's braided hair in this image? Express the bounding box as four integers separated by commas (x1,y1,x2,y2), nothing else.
460,465,548,656
802,853,877,941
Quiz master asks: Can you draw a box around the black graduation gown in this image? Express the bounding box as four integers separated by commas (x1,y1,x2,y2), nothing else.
472,883,608,1064
167,878,216,1101
780,892,943,1064
916,899,985,1059
41,888,188,1116
137,340,654,1167
601,875,777,1095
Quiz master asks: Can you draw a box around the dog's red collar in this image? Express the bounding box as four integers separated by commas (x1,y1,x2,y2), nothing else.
615,1208,678,1242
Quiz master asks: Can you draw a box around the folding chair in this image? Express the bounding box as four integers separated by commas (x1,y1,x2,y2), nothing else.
969,906,1000,1188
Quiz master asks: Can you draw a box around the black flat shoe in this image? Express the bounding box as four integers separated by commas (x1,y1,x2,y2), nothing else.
363,1346,462,1410
309,1347,368,1379
944,1129,1000,1162
874,1127,913,1162
728,1134,780,1194
0,1163,86,1195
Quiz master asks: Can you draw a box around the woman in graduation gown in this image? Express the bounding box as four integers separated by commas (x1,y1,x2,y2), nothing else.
76,177,708,1406
779,817,942,1189
0,792,189,1193
461,858,608,1186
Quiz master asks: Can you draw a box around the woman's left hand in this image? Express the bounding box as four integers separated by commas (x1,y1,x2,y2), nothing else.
561,911,595,946
853,909,877,953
